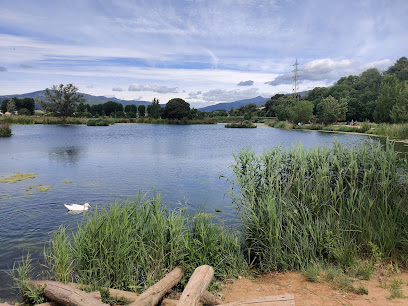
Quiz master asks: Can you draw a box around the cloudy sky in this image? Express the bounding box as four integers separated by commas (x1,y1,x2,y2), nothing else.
0,0,407,107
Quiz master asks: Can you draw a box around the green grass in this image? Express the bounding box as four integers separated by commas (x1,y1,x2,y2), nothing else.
86,118,110,126
9,254,47,305
225,121,257,128
369,123,408,139
229,139,408,272
44,194,247,292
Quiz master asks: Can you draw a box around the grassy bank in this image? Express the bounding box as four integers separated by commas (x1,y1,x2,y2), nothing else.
269,121,408,139
12,140,408,304
42,195,246,292
225,121,257,128
0,115,217,125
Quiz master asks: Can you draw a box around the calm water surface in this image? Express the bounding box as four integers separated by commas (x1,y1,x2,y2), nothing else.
0,124,381,299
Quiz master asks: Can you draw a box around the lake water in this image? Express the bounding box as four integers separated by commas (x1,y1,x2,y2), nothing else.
0,123,382,300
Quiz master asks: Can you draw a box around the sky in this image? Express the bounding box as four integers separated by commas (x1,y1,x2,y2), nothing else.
0,0,407,108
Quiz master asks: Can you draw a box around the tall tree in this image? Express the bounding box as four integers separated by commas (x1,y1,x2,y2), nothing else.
374,75,404,123
43,84,85,119
162,98,190,119
138,104,146,117
147,98,161,119
317,96,348,124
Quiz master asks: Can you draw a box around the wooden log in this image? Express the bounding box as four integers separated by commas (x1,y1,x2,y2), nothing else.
129,267,184,306
89,291,102,300
222,294,295,306
70,283,219,305
34,303,61,306
160,299,179,306
177,265,214,306
31,281,109,306
201,291,224,305
108,288,139,302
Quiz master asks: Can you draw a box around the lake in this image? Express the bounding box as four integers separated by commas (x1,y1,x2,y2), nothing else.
0,123,383,300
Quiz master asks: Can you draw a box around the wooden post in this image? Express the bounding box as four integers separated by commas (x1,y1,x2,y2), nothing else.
31,281,108,306
222,294,295,306
129,267,184,306
177,265,214,306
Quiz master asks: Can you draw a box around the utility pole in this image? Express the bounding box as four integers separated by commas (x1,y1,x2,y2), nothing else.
292,58,300,101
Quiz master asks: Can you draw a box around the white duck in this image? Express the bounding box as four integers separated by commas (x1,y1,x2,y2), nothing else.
64,203,91,211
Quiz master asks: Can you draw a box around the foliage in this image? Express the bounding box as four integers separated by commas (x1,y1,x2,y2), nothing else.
374,75,407,123
229,140,408,272
42,84,85,120
225,121,257,128
124,104,137,114
162,98,191,120
317,96,348,124
0,123,12,137
86,118,110,126
45,195,247,292
291,100,314,123
385,56,408,82
147,98,161,119
9,254,47,304
1,97,35,115
103,101,123,116
138,104,146,117
368,123,408,139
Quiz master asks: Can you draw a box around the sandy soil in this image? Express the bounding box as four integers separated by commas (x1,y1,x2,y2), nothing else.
220,271,408,305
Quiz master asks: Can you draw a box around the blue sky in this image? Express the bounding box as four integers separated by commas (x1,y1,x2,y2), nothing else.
0,0,407,107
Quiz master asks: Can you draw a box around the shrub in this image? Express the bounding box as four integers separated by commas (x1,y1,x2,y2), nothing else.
86,118,110,126
0,123,12,137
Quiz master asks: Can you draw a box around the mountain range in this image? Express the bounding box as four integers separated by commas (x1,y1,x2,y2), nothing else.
0,90,307,112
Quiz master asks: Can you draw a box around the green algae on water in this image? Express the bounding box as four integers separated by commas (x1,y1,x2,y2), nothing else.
26,185,52,192
0,173,36,183
63,181,73,184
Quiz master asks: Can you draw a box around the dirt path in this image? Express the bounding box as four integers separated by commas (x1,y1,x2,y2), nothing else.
220,271,408,305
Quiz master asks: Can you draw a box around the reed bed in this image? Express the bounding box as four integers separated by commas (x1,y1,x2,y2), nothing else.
369,123,408,139
44,194,246,292
229,140,408,272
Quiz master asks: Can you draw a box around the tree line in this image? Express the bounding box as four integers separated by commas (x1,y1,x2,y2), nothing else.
264,57,408,124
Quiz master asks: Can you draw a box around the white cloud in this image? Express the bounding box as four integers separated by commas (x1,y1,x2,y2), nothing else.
200,88,266,102
112,87,124,92
128,84,179,94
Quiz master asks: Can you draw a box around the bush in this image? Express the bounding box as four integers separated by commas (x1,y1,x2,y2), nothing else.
0,123,12,137
86,118,110,126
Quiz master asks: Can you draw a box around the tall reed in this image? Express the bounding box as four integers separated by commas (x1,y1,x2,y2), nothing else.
46,194,246,291
230,140,408,271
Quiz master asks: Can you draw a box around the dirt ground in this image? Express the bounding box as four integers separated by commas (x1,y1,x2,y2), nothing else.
220,271,408,305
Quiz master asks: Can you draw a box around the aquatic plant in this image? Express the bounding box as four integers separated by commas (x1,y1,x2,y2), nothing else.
45,194,246,292
230,140,408,271
0,172,36,183
0,123,12,136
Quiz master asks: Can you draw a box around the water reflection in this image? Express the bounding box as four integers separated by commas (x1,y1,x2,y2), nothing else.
48,146,83,165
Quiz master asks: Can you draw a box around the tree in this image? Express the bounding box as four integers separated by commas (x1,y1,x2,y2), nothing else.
317,96,348,124
385,57,408,82
147,98,161,119
138,105,146,117
43,84,85,119
291,100,314,123
374,75,404,123
162,98,190,119
103,101,123,116
125,104,137,114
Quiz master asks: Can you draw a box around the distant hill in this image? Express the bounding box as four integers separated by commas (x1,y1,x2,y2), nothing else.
0,90,152,110
198,96,268,112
